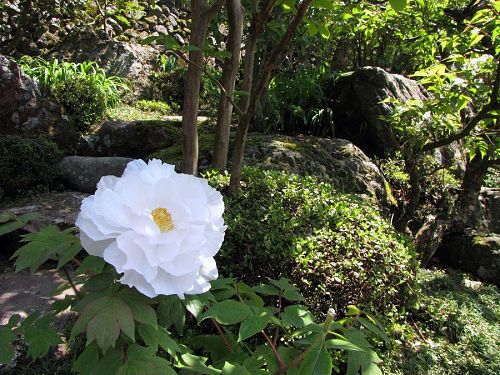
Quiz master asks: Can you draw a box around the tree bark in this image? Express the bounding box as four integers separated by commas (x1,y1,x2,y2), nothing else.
229,0,314,191
182,0,224,175
212,0,245,170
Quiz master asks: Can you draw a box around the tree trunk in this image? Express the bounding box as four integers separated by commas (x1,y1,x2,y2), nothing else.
229,0,314,192
212,0,244,171
181,0,223,175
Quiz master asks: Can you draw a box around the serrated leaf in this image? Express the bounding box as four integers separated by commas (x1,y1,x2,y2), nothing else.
87,296,135,351
157,295,185,335
238,309,270,341
73,341,99,375
24,323,61,359
200,300,252,325
11,225,80,273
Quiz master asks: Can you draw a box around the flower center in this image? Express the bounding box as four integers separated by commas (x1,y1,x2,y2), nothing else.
152,207,174,233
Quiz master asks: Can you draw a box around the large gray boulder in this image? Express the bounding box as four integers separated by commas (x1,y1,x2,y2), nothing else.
49,28,156,96
245,134,396,210
59,156,133,193
80,119,182,158
327,66,430,156
0,55,77,149
437,233,500,286
464,188,500,234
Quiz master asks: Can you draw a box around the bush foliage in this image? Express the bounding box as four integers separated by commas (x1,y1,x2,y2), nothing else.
0,135,62,199
207,167,418,317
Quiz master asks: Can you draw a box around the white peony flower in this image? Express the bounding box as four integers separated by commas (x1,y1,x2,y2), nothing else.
75,159,226,298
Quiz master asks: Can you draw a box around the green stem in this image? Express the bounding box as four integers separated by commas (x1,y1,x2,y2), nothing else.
62,266,81,299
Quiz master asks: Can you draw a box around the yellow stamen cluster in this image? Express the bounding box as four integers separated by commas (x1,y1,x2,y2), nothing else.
152,207,174,233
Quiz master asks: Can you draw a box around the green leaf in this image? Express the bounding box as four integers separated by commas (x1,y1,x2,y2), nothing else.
138,324,159,352
76,256,106,274
236,282,265,307
183,292,213,320
283,289,305,302
90,348,124,375
346,305,361,316
269,278,299,291
282,305,314,328
157,295,185,335
299,341,332,375
23,321,62,359
73,341,99,375
158,328,182,358
0,220,26,236
0,326,17,364
325,339,365,352
252,284,280,296
11,225,81,273
389,0,407,11
200,300,252,325
238,309,270,341
116,345,175,375
221,361,252,374
178,353,221,374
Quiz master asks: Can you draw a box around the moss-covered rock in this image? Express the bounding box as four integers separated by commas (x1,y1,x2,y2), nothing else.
80,119,182,158
151,133,396,209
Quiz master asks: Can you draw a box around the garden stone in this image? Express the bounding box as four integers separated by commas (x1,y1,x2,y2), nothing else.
437,233,500,286
464,188,500,234
48,28,157,97
3,191,88,231
245,134,395,210
80,120,182,158
59,156,133,193
0,54,77,150
327,66,429,156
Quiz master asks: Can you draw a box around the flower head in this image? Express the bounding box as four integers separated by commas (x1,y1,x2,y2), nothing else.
76,159,226,298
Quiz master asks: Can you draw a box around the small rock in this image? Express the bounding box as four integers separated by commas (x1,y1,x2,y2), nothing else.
59,156,133,193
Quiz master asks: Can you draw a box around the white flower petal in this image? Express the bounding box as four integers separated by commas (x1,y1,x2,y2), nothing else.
103,241,127,273
76,159,226,298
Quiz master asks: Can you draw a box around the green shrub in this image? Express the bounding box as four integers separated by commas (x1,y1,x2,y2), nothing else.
206,167,418,317
53,77,108,131
19,57,129,131
0,135,63,199
134,99,178,114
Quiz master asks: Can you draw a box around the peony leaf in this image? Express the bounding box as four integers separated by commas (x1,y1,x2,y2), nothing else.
183,293,213,320
299,341,332,375
281,305,314,328
157,296,185,335
137,324,159,352
158,328,183,358
76,255,106,274
89,348,124,375
200,300,252,325
0,326,17,365
238,312,270,341
73,341,99,375
178,353,221,375
22,316,61,359
389,0,407,11
252,284,280,296
116,345,175,375
221,361,253,374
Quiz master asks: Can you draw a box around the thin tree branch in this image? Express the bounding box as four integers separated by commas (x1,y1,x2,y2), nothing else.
422,59,500,152
171,50,245,116
211,318,234,353
62,266,81,300
262,329,285,372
